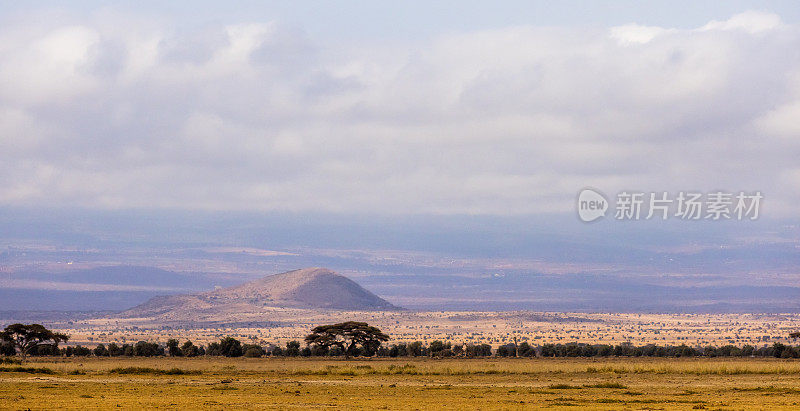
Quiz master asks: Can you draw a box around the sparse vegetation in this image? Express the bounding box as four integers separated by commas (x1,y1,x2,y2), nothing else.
584,382,628,389
1,357,798,409
5,318,800,409
0,366,55,374
0,357,21,365
108,367,201,375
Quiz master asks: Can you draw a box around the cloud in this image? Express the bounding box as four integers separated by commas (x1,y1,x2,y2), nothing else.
700,10,783,33
610,24,671,45
757,101,800,138
0,10,798,216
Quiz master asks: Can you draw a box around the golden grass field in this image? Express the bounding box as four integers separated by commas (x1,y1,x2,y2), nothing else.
3,357,800,409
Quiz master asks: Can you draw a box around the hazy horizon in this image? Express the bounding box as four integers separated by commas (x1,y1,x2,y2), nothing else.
1,207,797,313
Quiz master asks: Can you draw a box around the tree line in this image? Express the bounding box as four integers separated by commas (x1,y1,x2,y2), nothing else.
10,339,800,359
5,322,800,359
497,341,800,358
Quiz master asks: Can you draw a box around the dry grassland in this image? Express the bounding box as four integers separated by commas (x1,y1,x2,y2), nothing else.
3,357,800,409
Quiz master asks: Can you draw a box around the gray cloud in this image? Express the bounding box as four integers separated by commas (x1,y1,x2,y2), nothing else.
0,10,798,215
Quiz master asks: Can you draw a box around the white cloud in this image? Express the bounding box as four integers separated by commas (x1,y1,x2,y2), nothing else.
0,10,798,216
701,10,783,33
756,101,800,138
610,24,670,45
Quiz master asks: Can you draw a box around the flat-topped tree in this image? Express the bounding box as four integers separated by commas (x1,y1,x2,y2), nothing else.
0,323,69,360
305,321,389,358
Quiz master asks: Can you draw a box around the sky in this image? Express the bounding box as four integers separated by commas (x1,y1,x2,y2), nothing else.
1,1,799,216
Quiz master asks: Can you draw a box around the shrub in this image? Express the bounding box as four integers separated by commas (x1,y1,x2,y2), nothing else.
285,341,300,357
0,342,15,356
108,367,200,375
181,341,203,357
0,366,55,374
207,337,242,357
93,344,109,356
585,382,628,389
243,345,265,358
0,357,21,364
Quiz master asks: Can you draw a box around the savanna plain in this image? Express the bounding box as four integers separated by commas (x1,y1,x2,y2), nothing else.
3,357,800,409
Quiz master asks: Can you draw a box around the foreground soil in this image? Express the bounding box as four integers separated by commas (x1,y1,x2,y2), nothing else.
3,357,800,409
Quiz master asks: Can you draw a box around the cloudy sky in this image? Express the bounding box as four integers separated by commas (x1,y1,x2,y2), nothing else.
1,1,799,216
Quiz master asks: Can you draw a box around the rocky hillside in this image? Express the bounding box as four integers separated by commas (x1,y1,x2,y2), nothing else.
120,267,398,318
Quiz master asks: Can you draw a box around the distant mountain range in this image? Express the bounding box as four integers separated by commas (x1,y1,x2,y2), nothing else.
120,267,398,319
0,265,240,311
3,264,800,317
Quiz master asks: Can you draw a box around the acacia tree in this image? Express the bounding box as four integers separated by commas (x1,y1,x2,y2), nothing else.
0,323,69,359
305,321,389,358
